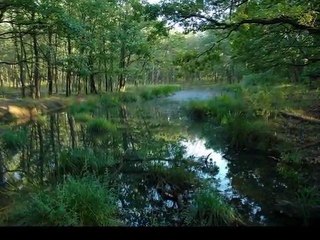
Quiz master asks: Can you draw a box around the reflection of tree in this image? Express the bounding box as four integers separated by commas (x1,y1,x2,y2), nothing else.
0,102,226,226
0,145,4,185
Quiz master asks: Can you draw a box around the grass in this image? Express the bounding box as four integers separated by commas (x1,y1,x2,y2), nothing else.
184,189,242,226
1,129,27,150
69,100,96,115
59,148,117,175
4,176,120,226
186,94,275,151
86,118,117,134
138,85,181,101
73,112,93,123
148,164,199,189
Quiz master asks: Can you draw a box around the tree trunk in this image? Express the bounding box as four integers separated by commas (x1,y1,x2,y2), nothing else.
54,33,58,94
32,27,40,99
88,54,97,94
67,114,77,149
37,122,44,184
118,43,126,91
13,25,25,98
66,36,72,97
47,29,53,96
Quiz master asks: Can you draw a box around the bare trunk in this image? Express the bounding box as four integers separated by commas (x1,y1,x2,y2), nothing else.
32,27,40,99
118,43,126,91
66,37,72,97
47,29,53,96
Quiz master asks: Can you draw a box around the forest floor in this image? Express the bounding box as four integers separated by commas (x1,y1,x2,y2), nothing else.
275,87,320,166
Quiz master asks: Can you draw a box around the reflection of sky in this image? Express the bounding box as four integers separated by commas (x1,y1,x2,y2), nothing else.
147,0,160,3
181,137,266,225
180,138,230,192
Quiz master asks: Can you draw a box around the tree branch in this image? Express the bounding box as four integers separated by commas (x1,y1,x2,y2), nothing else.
196,28,235,59
180,14,320,35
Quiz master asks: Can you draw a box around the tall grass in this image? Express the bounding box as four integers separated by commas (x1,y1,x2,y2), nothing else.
87,118,117,134
1,129,27,150
184,189,242,226
69,101,96,115
59,148,117,175
139,85,181,100
148,164,199,189
187,94,275,151
5,176,120,226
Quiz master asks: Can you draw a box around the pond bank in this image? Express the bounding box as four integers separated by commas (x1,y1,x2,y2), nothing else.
0,98,66,124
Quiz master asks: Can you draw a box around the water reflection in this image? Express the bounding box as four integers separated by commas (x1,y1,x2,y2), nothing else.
0,95,297,226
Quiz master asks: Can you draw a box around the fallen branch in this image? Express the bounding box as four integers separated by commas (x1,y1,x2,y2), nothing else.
299,141,320,150
280,111,320,125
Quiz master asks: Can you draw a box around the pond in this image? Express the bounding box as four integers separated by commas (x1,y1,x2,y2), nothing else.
0,89,298,226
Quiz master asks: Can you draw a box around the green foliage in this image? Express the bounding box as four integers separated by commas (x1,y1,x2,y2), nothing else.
139,85,181,100
87,118,117,134
148,164,199,189
296,186,320,225
73,112,93,123
242,71,284,87
187,101,211,120
99,95,119,108
6,176,120,226
225,118,273,150
59,148,117,175
281,151,303,165
184,189,242,226
69,101,96,115
187,93,275,151
119,92,139,103
1,129,27,150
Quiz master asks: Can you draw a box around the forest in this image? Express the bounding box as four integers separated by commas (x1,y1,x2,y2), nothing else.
0,0,319,226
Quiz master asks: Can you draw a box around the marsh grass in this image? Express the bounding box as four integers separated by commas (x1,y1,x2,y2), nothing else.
87,118,117,134
148,164,199,189
139,85,181,100
59,148,117,175
187,94,275,151
184,189,242,226
1,129,27,150
5,176,120,226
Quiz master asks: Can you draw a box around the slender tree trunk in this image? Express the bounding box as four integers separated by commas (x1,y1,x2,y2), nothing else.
37,123,44,184
32,25,40,99
67,114,77,149
50,114,59,180
118,43,126,91
54,33,58,94
66,36,72,97
88,54,97,94
13,26,25,98
109,58,114,92
48,29,53,95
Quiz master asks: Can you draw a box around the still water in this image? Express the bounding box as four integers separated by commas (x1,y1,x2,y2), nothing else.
0,89,295,226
